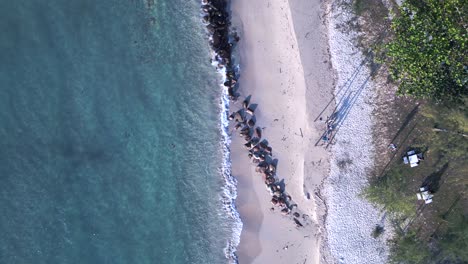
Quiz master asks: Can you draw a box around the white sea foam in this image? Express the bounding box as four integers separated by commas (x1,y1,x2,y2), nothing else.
200,1,243,261
215,64,243,264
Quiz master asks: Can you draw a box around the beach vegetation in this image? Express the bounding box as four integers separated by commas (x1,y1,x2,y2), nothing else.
365,102,468,263
383,0,467,104
350,0,467,261
364,167,415,216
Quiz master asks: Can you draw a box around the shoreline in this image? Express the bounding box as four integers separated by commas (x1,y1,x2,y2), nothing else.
217,65,243,263
201,0,394,262
199,1,245,262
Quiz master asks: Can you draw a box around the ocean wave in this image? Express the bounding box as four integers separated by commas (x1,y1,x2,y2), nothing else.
214,64,243,264
200,0,243,261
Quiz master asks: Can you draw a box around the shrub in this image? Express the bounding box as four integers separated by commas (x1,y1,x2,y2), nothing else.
385,0,467,104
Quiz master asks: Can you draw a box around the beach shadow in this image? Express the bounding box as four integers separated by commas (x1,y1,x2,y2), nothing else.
243,95,251,106
248,103,258,112
247,127,254,137
272,158,278,167
315,91,357,147
314,55,371,122
325,74,372,148
332,93,353,125
314,28,391,122
260,139,269,147
422,163,449,193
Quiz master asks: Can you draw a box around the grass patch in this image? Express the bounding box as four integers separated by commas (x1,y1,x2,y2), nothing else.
437,208,468,262
365,102,468,263
364,167,415,216
390,229,432,264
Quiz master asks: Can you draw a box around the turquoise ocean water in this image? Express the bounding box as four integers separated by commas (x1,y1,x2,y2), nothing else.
0,0,239,263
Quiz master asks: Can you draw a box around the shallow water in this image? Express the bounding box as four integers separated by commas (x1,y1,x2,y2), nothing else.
0,0,235,263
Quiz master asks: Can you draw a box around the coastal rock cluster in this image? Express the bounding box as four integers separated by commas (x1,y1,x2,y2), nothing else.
201,0,240,101
200,1,242,261
201,0,305,228
229,97,305,227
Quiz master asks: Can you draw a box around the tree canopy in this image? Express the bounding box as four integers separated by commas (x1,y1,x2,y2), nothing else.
386,0,467,103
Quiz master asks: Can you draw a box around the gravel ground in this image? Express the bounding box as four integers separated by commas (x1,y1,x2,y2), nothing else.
322,0,393,263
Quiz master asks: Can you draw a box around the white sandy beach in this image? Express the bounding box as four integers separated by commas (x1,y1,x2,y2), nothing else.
230,0,333,263
230,0,392,263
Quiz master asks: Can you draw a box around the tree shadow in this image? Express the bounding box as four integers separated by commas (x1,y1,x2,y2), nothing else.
422,163,449,193
391,104,420,144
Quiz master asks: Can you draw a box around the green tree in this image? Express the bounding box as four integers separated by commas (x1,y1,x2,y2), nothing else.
385,0,467,103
